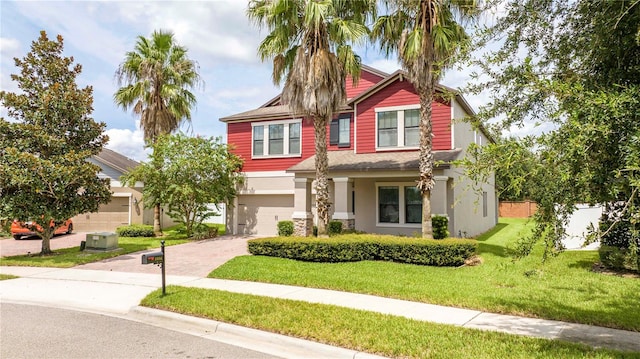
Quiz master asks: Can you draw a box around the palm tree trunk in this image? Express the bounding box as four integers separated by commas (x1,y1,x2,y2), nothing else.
417,89,435,239
314,114,330,236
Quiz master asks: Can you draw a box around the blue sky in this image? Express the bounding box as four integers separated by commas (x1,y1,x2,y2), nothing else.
1,0,487,161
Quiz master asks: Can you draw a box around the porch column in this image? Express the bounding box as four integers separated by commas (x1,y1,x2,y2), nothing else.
332,177,355,230
292,177,313,236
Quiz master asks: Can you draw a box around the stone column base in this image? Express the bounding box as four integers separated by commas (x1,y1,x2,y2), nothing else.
335,218,355,231
294,217,313,237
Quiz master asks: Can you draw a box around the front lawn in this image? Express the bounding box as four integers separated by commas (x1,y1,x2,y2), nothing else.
210,218,640,331
141,286,636,359
0,231,190,268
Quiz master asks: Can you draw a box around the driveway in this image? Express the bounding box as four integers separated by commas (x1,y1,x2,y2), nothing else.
0,232,86,257
1,232,254,277
76,235,252,277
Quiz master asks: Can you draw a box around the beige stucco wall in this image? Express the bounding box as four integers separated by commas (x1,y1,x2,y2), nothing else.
448,99,498,237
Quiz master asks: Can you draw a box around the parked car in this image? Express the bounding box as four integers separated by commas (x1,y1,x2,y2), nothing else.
11,219,73,240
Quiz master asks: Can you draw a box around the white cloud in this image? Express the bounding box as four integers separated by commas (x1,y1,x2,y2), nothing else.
104,126,148,162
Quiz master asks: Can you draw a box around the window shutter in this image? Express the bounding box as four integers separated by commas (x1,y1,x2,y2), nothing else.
330,119,339,145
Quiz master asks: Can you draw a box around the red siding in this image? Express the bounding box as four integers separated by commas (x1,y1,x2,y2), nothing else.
228,119,316,172
346,70,384,99
355,79,451,154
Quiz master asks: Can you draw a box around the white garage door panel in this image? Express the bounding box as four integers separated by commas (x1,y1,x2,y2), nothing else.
237,195,293,235
72,197,130,232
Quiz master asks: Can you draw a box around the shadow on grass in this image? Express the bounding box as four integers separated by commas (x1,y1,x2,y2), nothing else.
477,242,509,258
488,292,640,332
0,243,149,267
567,259,597,270
476,223,509,242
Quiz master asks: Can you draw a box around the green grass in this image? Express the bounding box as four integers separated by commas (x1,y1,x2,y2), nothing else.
0,273,18,280
210,218,640,331
142,286,638,359
0,230,191,267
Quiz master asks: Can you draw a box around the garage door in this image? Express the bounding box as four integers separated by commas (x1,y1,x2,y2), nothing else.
72,197,130,232
237,194,293,236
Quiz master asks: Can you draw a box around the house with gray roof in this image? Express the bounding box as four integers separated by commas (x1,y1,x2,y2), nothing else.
71,148,173,231
220,65,497,237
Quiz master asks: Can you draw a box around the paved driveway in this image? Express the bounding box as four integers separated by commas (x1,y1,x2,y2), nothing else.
1,232,254,277
76,235,252,277
0,232,86,257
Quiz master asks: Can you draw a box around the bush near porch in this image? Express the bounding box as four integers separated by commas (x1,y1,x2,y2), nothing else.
248,235,477,266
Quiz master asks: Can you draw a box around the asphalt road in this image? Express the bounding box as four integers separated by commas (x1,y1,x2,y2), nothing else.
1,303,280,359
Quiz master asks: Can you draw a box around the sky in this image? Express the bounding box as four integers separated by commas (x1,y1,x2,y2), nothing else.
1,0,492,162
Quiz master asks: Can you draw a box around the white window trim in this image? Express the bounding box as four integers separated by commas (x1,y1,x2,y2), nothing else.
375,182,421,228
251,119,302,159
375,105,421,151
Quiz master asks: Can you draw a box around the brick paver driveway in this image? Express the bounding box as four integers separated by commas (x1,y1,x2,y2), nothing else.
1,232,255,277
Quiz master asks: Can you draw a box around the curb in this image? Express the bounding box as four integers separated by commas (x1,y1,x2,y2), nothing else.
129,306,387,359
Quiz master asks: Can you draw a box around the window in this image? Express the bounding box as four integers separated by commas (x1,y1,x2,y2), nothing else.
253,126,264,156
404,109,419,147
269,124,284,155
482,191,488,217
330,115,350,147
289,123,300,154
376,105,421,149
404,186,422,223
378,186,399,223
377,183,423,226
252,119,302,157
377,111,398,147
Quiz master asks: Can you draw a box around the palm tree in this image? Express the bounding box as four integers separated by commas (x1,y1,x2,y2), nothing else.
115,29,201,234
248,0,375,235
372,0,478,238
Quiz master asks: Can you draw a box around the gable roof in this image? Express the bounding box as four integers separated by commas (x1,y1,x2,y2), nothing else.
256,64,390,109
93,148,140,174
286,149,461,173
219,64,492,142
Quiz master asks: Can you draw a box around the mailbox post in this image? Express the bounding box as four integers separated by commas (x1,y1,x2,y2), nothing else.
141,240,166,295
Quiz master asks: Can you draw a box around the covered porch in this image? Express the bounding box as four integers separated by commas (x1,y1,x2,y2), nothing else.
286,150,461,236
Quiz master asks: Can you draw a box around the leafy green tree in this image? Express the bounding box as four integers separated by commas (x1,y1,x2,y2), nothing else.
247,0,375,236
0,31,111,254
114,29,202,234
121,134,243,237
468,0,640,259
372,0,479,238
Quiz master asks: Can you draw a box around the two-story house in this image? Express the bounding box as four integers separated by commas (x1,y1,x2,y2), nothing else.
220,65,497,237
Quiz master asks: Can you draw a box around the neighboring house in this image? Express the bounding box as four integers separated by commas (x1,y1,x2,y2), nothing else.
220,65,497,237
71,148,174,232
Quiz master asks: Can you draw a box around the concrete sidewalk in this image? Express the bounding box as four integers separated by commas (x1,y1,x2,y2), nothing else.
1,266,639,355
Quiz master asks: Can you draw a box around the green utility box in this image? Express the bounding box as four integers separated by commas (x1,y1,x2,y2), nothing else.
85,232,118,251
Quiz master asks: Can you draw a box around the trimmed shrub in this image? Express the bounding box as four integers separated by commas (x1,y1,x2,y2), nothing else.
328,221,343,236
116,224,154,237
192,224,219,240
599,245,639,272
248,234,477,266
277,220,294,237
432,215,449,239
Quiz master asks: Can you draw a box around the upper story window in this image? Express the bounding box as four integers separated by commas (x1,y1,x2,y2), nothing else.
376,105,421,150
330,114,351,147
252,119,302,158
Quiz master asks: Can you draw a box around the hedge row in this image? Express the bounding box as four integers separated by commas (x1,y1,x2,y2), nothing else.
116,224,155,237
248,235,477,266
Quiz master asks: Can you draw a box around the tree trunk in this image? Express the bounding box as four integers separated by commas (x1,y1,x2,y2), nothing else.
314,114,330,236
40,229,53,255
417,89,435,239
154,203,162,235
